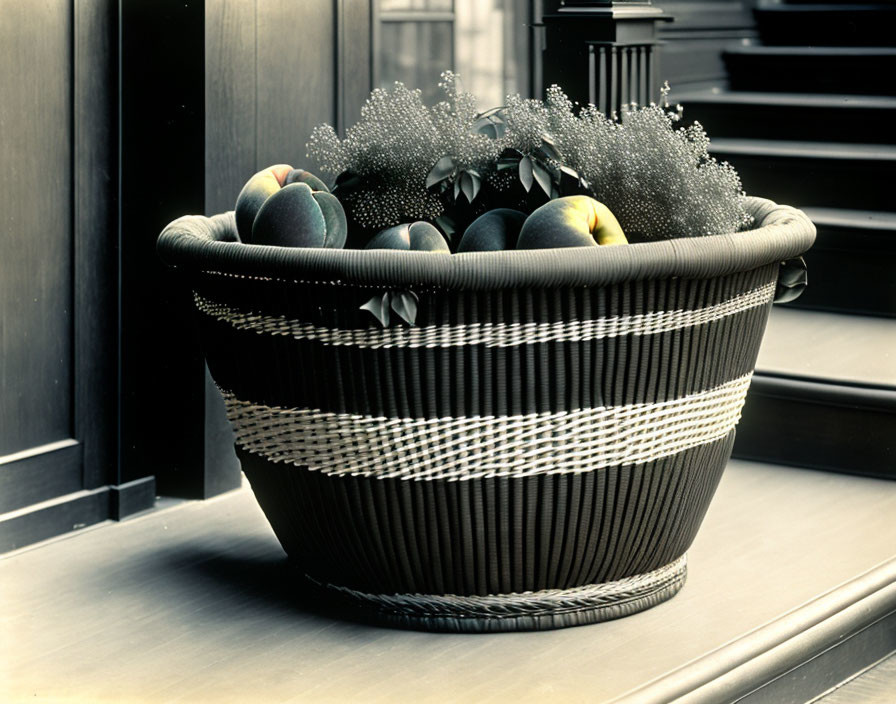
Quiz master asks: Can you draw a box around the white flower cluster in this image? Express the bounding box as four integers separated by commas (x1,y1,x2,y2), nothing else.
545,84,752,238
307,75,751,238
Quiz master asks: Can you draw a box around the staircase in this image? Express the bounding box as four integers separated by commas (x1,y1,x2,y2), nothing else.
673,1,896,482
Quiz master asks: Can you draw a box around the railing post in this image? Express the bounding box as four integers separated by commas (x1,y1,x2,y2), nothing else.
541,0,672,115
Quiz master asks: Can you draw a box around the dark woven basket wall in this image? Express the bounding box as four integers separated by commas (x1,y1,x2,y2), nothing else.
158,197,815,632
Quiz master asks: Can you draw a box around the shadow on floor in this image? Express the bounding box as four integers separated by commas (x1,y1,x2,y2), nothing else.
134,537,396,632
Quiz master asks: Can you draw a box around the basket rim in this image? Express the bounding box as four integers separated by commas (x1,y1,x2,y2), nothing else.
157,196,815,290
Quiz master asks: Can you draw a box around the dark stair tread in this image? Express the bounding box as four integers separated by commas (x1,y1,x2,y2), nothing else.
673,89,896,109
710,137,896,160
725,45,896,57
709,137,896,210
755,3,896,46
791,207,896,318
756,307,896,388
671,89,896,144
707,139,895,211
758,3,896,11
722,45,896,94
801,206,896,231
735,307,895,477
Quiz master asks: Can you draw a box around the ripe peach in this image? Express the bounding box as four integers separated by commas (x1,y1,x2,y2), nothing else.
234,164,292,242
252,183,347,249
457,209,527,252
365,222,450,253
516,196,627,249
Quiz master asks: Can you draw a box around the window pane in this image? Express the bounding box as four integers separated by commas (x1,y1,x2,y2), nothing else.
380,0,453,12
379,21,453,105
455,0,530,108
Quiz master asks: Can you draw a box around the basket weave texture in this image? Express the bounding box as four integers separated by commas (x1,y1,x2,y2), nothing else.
158,197,815,632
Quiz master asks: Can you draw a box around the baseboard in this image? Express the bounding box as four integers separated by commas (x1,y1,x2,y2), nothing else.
1,476,157,553
110,475,157,520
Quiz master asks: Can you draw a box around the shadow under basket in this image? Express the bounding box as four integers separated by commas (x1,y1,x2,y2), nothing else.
158,197,815,632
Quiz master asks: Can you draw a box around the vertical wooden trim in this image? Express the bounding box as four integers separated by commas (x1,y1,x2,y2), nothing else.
371,0,381,91
588,45,597,107
118,0,207,495
647,44,655,104
529,0,543,99
609,46,618,117
74,0,118,490
334,0,345,136
337,0,374,134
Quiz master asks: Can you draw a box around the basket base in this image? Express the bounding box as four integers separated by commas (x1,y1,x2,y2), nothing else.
301,554,688,633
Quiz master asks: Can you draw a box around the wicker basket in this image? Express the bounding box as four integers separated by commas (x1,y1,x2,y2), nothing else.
158,196,815,632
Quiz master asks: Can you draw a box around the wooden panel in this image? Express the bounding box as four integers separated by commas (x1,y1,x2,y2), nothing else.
0,0,73,456
75,0,118,489
256,0,336,168
0,486,110,554
337,0,373,133
0,441,83,514
205,0,257,214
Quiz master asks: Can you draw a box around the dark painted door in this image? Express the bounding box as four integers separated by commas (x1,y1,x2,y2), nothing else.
0,0,134,552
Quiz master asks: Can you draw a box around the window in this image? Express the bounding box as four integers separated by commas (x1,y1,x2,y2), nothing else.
375,0,533,107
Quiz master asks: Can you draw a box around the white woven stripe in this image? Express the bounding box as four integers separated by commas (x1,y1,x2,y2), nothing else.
223,374,752,481
195,280,775,349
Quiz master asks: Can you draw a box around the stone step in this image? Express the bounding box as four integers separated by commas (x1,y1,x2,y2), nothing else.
723,45,896,94
754,4,896,47
735,307,896,478
673,89,896,144
708,138,896,211
4,461,896,702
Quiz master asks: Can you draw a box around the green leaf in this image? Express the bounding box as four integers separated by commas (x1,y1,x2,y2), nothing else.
390,290,419,326
460,171,475,203
475,106,505,120
426,156,456,189
532,160,552,197
469,171,482,201
434,214,456,239
332,171,363,193
537,139,561,163
476,122,499,139
453,179,461,201
519,155,534,192
360,292,391,327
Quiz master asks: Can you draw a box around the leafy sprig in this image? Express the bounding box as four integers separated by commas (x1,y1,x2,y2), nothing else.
307,74,751,243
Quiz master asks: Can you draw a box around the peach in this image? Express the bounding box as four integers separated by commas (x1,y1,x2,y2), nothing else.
252,183,347,249
365,222,450,253
457,209,527,252
516,196,628,249
284,168,329,192
234,164,292,242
